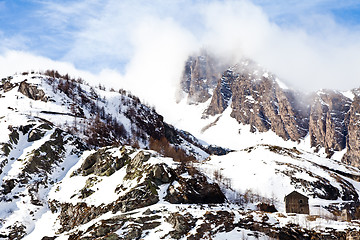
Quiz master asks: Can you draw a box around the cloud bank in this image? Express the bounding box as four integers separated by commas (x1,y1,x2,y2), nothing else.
1,0,360,111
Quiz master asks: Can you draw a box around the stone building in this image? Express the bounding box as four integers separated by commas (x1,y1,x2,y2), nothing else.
284,191,309,214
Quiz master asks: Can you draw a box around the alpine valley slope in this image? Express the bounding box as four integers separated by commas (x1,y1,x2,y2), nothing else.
0,65,359,240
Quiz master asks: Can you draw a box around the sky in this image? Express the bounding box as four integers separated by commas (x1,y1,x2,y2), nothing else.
1,0,360,104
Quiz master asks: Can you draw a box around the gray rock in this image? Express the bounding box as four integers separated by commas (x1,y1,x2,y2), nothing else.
204,61,309,141
309,90,351,155
180,52,224,103
342,94,360,167
166,212,195,239
18,80,47,101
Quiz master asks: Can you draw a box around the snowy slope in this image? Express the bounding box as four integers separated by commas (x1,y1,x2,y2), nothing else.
199,144,360,212
1,71,360,239
22,146,360,240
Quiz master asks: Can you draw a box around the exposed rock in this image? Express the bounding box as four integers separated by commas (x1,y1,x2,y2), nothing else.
309,90,351,155
24,128,87,174
188,211,235,240
205,68,234,115
66,214,161,240
41,237,57,240
1,81,16,92
78,147,129,176
28,128,46,142
278,160,359,201
181,52,223,103
191,55,358,160
57,202,109,233
257,203,277,213
1,179,16,194
112,181,160,213
51,146,226,234
150,164,172,184
18,80,47,101
342,94,360,167
7,222,26,240
19,124,34,135
166,213,196,239
204,61,309,141
165,165,226,204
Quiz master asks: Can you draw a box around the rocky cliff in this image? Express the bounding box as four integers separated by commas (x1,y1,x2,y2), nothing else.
204,60,309,141
181,54,360,167
342,90,360,167
309,90,352,156
180,51,224,103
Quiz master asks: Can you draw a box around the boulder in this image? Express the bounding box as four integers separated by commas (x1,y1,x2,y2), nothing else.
28,128,46,142
165,166,225,204
166,213,195,239
18,80,47,101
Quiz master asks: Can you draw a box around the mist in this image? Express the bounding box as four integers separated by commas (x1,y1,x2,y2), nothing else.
1,0,360,111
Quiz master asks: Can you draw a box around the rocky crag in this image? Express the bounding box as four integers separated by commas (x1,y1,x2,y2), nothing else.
181,54,360,166
180,51,225,104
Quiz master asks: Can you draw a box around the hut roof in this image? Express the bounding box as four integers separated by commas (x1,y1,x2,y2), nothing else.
284,191,308,201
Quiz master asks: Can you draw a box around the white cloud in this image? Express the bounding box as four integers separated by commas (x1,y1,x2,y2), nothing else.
2,0,360,103
120,16,198,106
0,50,88,79
0,32,29,52
200,0,360,91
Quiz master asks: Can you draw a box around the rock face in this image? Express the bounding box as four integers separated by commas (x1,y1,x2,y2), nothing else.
0,81,17,92
18,80,47,101
50,146,225,234
342,93,360,167
309,90,352,155
165,164,225,204
205,68,234,115
182,54,360,167
205,60,309,141
181,52,223,103
0,120,88,239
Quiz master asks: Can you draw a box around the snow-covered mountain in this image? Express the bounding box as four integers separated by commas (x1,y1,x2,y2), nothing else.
177,54,360,166
0,58,360,240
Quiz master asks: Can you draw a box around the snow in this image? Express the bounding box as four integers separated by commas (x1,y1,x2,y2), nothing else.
197,144,360,215
164,97,304,152
2,72,360,239
275,77,288,89
342,90,355,100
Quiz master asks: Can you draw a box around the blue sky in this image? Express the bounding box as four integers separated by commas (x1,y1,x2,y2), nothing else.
1,0,360,91
1,0,359,65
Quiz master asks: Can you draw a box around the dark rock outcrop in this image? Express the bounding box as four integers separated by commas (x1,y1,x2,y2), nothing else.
24,128,87,174
181,52,223,103
0,81,17,92
51,146,226,234
78,147,129,177
205,68,234,115
166,213,196,239
342,93,360,167
18,80,47,101
165,165,226,204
